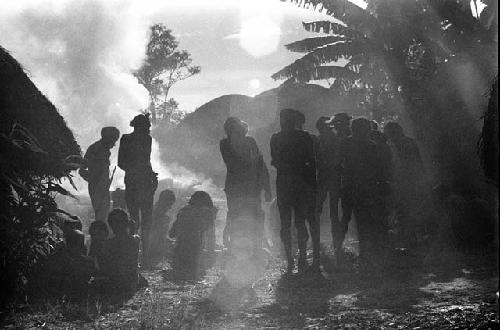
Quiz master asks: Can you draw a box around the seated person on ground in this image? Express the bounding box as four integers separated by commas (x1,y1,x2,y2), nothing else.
42,216,93,297
150,189,176,261
88,220,109,271
93,209,141,294
169,191,217,281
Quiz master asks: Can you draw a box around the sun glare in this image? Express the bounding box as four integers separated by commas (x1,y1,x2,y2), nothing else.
249,78,261,90
239,16,281,57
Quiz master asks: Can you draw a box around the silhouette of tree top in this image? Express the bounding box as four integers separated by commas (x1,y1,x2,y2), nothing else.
135,24,201,125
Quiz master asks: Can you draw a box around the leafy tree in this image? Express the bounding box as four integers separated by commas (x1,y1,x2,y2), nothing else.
135,24,201,125
274,0,497,190
0,123,79,304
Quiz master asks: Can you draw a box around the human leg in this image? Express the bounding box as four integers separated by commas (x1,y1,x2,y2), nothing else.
139,185,154,263
339,189,353,251
294,198,309,273
278,200,293,272
124,177,140,234
329,187,342,250
89,181,111,223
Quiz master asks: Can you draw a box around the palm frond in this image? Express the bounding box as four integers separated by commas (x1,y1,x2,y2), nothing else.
272,40,370,81
285,35,347,53
285,0,373,28
313,65,359,81
302,21,352,35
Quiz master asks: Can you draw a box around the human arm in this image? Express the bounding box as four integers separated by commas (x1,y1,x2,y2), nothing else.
305,134,318,187
117,136,129,172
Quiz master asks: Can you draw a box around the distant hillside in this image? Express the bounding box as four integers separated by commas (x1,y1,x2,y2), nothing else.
154,83,362,187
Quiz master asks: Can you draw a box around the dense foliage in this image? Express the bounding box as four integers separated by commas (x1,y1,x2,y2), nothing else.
274,0,498,190
0,124,80,305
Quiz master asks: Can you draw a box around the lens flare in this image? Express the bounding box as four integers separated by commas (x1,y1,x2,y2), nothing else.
239,16,281,57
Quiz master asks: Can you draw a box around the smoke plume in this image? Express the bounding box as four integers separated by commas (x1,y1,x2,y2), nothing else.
0,0,187,190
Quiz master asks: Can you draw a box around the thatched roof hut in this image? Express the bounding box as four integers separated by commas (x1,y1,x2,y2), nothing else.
0,46,81,177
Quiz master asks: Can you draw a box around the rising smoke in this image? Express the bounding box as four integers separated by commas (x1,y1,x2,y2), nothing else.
0,0,205,191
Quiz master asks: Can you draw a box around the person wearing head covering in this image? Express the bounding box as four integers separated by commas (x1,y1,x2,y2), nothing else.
118,114,158,265
270,108,317,274
331,112,352,140
220,117,271,251
81,126,120,223
169,191,217,281
338,117,390,272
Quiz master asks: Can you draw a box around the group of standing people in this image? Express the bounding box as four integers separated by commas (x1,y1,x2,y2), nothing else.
221,108,424,275
81,114,157,263
81,114,216,285
79,107,424,288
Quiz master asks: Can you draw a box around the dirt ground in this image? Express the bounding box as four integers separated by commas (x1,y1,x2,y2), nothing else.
2,248,498,329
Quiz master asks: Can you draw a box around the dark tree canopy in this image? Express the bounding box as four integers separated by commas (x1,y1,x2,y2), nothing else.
273,0,497,120
274,0,498,192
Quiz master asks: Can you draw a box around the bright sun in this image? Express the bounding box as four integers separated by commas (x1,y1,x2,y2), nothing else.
239,16,281,57
249,78,261,89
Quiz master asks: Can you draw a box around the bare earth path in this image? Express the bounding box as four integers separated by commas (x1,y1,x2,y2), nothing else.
4,251,499,329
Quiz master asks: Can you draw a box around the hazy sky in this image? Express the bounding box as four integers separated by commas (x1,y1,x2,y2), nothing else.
0,0,341,119
0,0,362,188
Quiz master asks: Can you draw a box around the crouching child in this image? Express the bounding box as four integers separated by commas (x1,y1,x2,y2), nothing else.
150,189,176,263
169,191,217,281
88,220,109,271
90,209,143,296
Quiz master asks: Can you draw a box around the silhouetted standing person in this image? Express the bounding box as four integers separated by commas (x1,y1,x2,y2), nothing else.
370,120,393,175
331,113,353,256
384,122,424,246
118,114,158,264
220,117,271,250
294,110,321,271
81,127,120,223
271,109,317,273
315,116,342,252
339,118,390,271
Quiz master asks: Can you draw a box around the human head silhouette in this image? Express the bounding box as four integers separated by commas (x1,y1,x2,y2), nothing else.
351,117,371,139
224,117,247,139
130,114,151,133
101,126,120,148
189,191,214,209
108,208,131,237
384,121,404,141
279,108,297,131
157,189,176,210
316,116,333,134
331,112,352,131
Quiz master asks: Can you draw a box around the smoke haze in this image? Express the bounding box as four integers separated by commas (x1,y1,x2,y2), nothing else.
0,0,330,192
0,0,173,189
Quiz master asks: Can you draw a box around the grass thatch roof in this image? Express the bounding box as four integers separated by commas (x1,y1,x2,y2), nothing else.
0,46,81,176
